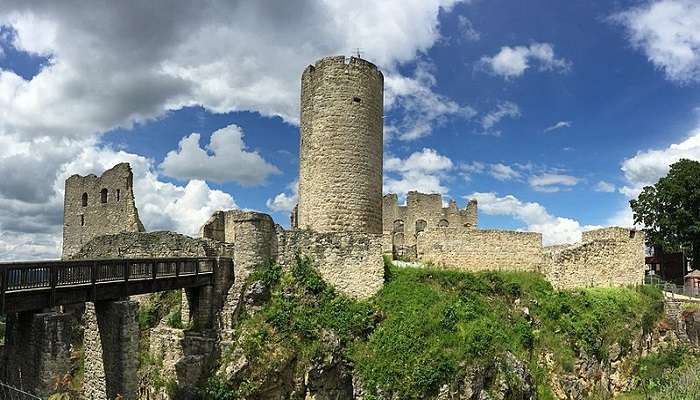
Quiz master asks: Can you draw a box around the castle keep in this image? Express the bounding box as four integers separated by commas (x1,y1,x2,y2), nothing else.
298,56,384,234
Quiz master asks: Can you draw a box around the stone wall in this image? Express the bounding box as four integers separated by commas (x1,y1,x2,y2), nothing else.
83,300,139,400
416,228,544,272
200,210,277,331
276,229,384,299
2,311,75,397
543,228,645,289
383,192,478,236
200,209,383,301
62,163,145,258
298,56,384,234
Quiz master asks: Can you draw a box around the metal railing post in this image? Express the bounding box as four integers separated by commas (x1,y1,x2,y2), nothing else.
124,260,130,298
91,260,97,302
49,263,57,308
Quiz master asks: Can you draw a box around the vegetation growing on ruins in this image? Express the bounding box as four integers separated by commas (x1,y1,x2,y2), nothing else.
200,257,668,399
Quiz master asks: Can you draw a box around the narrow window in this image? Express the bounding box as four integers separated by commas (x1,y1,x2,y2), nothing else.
393,219,404,234
438,219,449,228
629,230,636,239
81,193,88,207
101,188,108,204
416,219,427,233
353,97,361,103
116,189,121,202
80,215,85,227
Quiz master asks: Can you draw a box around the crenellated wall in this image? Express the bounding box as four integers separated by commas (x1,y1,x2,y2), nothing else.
416,228,544,272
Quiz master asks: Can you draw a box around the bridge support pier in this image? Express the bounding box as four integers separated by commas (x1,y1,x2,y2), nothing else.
2,311,74,397
183,286,214,330
83,300,139,400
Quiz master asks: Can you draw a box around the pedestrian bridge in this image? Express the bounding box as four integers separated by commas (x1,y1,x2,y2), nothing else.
0,257,228,313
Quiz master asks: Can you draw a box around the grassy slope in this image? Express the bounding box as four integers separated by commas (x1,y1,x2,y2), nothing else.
201,258,668,399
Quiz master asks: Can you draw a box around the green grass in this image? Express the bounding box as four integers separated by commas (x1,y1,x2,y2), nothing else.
203,258,666,399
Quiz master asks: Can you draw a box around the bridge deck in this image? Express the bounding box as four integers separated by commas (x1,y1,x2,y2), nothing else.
0,257,227,313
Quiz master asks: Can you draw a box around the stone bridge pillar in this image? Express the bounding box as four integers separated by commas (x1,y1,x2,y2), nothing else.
83,300,139,400
2,311,74,398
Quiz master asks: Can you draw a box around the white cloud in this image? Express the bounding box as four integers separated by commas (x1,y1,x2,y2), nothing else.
384,148,454,196
620,126,700,198
0,136,237,260
543,121,572,133
479,42,571,79
594,180,616,193
614,0,700,84
160,124,280,185
266,180,298,213
470,192,601,245
458,16,480,41
480,101,521,135
385,62,475,141
528,173,579,192
489,163,522,181
0,0,465,141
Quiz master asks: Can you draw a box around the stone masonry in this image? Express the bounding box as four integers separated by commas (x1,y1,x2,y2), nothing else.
543,227,646,289
62,163,145,258
82,300,139,400
298,56,384,234
383,192,477,257
2,311,75,398
417,228,543,272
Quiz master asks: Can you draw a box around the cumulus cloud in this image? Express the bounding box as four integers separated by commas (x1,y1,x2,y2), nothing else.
594,181,616,193
384,148,454,196
0,136,237,260
0,0,466,140
385,62,475,141
160,124,279,185
479,42,571,79
614,0,700,84
479,101,521,135
528,173,579,192
543,121,572,133
470,192,601,245
489,163,522,181
266,181,299,213
620,126,700,198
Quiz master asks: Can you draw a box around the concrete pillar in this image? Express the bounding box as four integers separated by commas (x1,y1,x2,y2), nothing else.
83,300,139,400
2,311,74,397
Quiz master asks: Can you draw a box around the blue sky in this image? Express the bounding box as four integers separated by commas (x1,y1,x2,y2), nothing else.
0,0,699,258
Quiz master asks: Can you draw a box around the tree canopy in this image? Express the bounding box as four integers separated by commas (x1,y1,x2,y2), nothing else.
630,159,700,266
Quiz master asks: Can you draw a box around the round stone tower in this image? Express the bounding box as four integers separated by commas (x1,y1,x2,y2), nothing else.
298,56,384,234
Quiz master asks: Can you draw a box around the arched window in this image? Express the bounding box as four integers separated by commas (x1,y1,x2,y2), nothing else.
438,219,449,228
415,219,427,233
393,219,404,233
81,193,88,207
80,215,85,227
116,189,121,202
101,188,108,204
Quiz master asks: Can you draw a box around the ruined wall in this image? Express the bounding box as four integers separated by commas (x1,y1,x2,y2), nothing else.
62,163,145,258
2,311,75,398
298,56,384,234
416,228,544,272
200,210,277,331
544,227,645,289
276,229,384,299
383,192,478,236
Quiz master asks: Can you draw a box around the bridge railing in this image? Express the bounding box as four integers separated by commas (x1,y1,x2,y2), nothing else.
0,257,219,312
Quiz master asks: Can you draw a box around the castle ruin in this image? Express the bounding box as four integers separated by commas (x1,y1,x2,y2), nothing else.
1,55,648,399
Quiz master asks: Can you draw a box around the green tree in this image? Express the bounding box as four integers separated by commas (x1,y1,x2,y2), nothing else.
630,159,700,268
